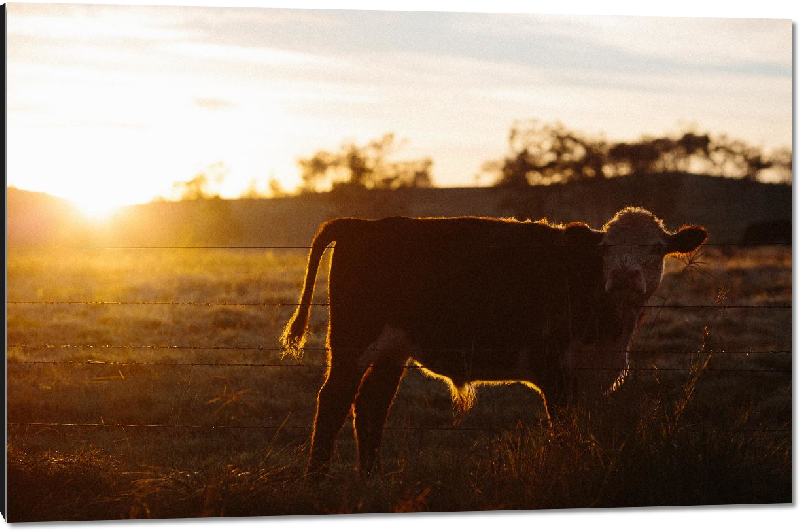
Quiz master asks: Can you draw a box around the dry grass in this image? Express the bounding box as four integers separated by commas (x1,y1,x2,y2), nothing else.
5,245,792,521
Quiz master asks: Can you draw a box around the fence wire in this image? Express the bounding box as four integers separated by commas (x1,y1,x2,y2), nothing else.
6,420,791,434
6,300,791,309
6,242,793,250
6,241,792,438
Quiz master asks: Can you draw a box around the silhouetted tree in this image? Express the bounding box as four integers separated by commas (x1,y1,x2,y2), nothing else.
172,162,228,200
486,121,787,187
484,148,536,188
607,134,708,175
607,142,661,175
297,151,338,192
707,135,775,180
742,149,773,181
382,158,434,188
487,120,607,187
268,177,287,198
768,148,792,184
675,132,711,171
298,134,434,192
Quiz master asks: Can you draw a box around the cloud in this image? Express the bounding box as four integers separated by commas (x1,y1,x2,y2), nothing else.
193,6,344,30
450,13,791,73
567,16,790,70
7,3,194,42
160,41,347,70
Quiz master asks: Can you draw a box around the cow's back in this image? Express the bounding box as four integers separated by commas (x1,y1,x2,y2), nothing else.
325,217,600,387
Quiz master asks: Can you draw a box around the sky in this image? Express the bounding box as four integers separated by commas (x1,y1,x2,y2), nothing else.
6,0,795,216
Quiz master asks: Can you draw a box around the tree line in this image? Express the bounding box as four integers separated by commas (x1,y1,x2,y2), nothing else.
294,121,790,194
171,121,791,200
485,120,792,187
296,133,433,193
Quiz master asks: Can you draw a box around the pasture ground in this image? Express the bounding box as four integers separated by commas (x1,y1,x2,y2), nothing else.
5,245,792,521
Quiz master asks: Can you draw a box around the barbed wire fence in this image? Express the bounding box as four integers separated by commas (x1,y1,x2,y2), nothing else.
6,243,792,436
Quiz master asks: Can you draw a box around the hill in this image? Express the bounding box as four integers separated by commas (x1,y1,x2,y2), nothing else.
6,173,792,247
6,188,89,245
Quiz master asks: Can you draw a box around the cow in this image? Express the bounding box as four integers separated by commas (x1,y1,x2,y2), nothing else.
280,207,707,477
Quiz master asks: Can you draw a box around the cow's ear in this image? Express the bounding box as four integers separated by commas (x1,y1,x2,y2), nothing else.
564,222,604,247
666,225,708,255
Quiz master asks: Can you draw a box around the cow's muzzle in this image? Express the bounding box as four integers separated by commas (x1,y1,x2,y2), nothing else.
605,267,646,296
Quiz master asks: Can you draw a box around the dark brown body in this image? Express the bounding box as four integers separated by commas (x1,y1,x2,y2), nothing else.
280,212,707,477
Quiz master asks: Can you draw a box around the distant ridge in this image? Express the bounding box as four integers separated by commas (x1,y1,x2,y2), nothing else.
7,173,791,247
6,187,85,245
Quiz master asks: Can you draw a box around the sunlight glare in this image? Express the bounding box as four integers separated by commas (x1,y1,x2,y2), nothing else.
70,194,125,222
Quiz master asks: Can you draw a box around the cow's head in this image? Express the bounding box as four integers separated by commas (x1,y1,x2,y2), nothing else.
600,207,707,304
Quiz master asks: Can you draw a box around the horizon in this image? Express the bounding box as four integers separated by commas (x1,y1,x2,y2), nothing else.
7,1,794,216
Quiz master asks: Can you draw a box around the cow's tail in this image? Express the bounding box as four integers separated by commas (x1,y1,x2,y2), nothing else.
280,219,347,358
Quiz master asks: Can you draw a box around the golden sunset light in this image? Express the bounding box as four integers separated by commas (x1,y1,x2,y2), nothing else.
6,0,793,206
70,196,123,221
5,1,795,526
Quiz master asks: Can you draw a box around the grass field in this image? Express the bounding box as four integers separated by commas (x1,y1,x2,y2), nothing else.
6,244,792,521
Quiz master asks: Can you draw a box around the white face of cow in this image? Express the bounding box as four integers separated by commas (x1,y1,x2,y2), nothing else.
601,208,708,305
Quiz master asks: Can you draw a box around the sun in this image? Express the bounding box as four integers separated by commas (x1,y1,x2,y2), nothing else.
70,195,124,222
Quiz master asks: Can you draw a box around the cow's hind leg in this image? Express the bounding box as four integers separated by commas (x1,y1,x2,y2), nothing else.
308,361,364,478
354,362,407,477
